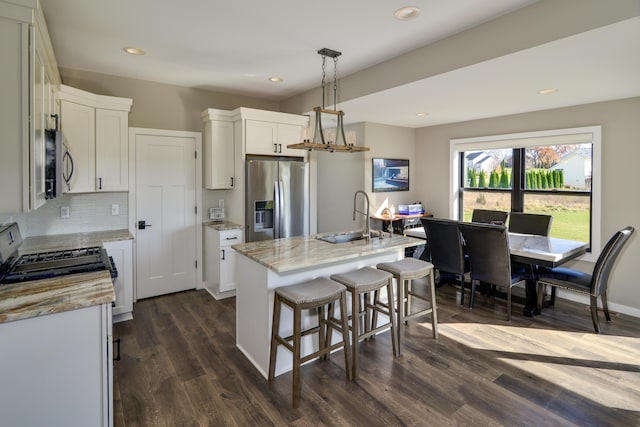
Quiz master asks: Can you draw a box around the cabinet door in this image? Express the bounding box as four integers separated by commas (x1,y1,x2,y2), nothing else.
277,123,304,157
0,19,29,214
219,247,236,292
95,109,128,191
245,120,278,155
30,39,47,210
0,304,110,426
61,100,95,193
204,120,235,189
104,240,133,319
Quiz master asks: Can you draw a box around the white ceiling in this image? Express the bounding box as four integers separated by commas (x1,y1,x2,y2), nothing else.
41,0,640,128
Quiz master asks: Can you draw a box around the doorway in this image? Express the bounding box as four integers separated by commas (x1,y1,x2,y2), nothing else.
128,128,202,299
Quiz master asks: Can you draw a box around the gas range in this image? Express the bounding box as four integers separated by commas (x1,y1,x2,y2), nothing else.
0,223,115,284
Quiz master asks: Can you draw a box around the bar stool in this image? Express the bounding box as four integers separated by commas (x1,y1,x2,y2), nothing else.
268,277,351,408
330,267,397,379
376,258,438,352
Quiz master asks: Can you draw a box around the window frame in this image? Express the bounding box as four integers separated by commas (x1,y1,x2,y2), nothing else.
450,126,601,262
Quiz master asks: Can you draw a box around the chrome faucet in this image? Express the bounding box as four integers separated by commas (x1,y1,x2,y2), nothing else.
353,190,371,239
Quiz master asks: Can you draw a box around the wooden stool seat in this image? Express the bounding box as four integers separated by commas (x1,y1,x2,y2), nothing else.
268,277,351,408
330,267,397,379
377,258,438,351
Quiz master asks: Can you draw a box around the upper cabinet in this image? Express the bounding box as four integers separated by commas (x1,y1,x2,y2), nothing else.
202,109,235,190
242,108,308,158
0,0,61,213
245,120,305,157
58,85,132,193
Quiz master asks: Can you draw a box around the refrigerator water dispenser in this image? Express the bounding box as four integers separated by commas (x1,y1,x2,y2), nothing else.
254,200,273,231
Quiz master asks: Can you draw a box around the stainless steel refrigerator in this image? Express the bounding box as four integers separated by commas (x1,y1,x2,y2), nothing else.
245,156,310,242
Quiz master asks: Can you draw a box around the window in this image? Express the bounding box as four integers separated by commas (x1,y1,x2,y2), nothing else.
450,126,601,261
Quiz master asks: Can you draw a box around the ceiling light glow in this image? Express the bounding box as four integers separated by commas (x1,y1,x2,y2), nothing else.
416,112,428,117
123,46,145,55
394,6,420,21
538,88,558,94
269,77,284,83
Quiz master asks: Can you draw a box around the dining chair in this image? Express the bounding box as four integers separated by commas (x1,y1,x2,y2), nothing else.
458,222,527,321
508,212,553,236
471,209,509,225
536,226,635,333
421,217,469,305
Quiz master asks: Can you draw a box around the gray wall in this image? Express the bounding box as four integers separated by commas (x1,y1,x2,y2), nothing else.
59,67,279,132
414,97,640,312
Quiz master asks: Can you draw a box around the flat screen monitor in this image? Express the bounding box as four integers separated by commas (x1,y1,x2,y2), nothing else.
372,158,409,192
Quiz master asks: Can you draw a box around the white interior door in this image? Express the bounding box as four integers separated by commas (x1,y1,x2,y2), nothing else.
135,132,197,299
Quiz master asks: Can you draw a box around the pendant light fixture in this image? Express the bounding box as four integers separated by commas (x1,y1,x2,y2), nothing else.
288,48,369,153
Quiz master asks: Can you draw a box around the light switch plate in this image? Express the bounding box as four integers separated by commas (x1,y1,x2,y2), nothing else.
61,206,70,219
111,204,119,216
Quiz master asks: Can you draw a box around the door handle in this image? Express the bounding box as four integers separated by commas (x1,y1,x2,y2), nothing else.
98,177,103,190
278,143,282,153
230,177,234,187
113,338,121,361
138,220,152,230
273,143,278,153
221,249,226,260
225,236,238,240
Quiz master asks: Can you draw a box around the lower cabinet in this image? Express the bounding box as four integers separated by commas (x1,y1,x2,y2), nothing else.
104,239,133,322
0,304,113,427
204,226,243,299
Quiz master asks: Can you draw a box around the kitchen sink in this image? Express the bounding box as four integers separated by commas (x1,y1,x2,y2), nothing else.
316,230,381,244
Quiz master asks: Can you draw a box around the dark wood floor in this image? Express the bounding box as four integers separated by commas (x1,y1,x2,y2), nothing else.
113,283,640,426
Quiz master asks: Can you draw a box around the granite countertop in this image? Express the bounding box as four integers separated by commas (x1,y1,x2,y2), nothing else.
20,229,133,253
204,220,244,231
0,229,129,324
0,271,114,324
232,231,424,273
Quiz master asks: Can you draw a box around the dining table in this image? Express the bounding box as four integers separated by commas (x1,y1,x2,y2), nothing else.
403,227,589,317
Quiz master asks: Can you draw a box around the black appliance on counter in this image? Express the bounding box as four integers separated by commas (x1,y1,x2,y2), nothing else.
0,223,115,285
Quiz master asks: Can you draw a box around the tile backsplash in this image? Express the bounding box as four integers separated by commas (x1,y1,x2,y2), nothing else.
0,193,128,237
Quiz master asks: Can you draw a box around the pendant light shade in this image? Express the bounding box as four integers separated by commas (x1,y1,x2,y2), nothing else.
287,48,370,153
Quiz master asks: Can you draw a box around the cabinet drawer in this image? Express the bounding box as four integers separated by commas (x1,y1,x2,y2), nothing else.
219,229,243,246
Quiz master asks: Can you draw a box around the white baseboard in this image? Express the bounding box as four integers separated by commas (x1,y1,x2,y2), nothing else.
556,290,640,318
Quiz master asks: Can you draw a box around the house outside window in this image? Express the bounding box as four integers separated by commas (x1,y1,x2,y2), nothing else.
450,126,601,261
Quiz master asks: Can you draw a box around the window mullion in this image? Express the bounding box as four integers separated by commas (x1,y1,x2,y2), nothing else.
511,148,524,212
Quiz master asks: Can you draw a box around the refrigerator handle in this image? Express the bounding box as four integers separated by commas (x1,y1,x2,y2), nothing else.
273,181,280,239
278,180,285,237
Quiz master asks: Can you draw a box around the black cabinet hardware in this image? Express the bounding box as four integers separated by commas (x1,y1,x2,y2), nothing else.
113,338,121,361
138,220,152,230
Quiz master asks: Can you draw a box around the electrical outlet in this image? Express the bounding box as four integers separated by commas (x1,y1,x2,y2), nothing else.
111,204,119,216
61,206,70,219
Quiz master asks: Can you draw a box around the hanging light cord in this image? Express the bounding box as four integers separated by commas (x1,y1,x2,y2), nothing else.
321,54,327,109
333,56,338,111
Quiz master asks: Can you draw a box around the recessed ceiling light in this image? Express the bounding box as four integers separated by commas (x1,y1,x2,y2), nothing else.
123,46,145,55
538,88,558,94
416,112,428,117
269,77,284,83
394,6,420,21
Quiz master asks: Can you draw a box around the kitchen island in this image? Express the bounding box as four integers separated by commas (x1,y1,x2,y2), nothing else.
232,231,423,378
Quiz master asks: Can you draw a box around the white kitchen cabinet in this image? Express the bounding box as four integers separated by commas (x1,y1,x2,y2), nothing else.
204,225,243,299
0,1,60,213
0,303,113,427
60,99,95,192
104,239,134,322
58,85,132,193
245,120,304,157
202,109,235,189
